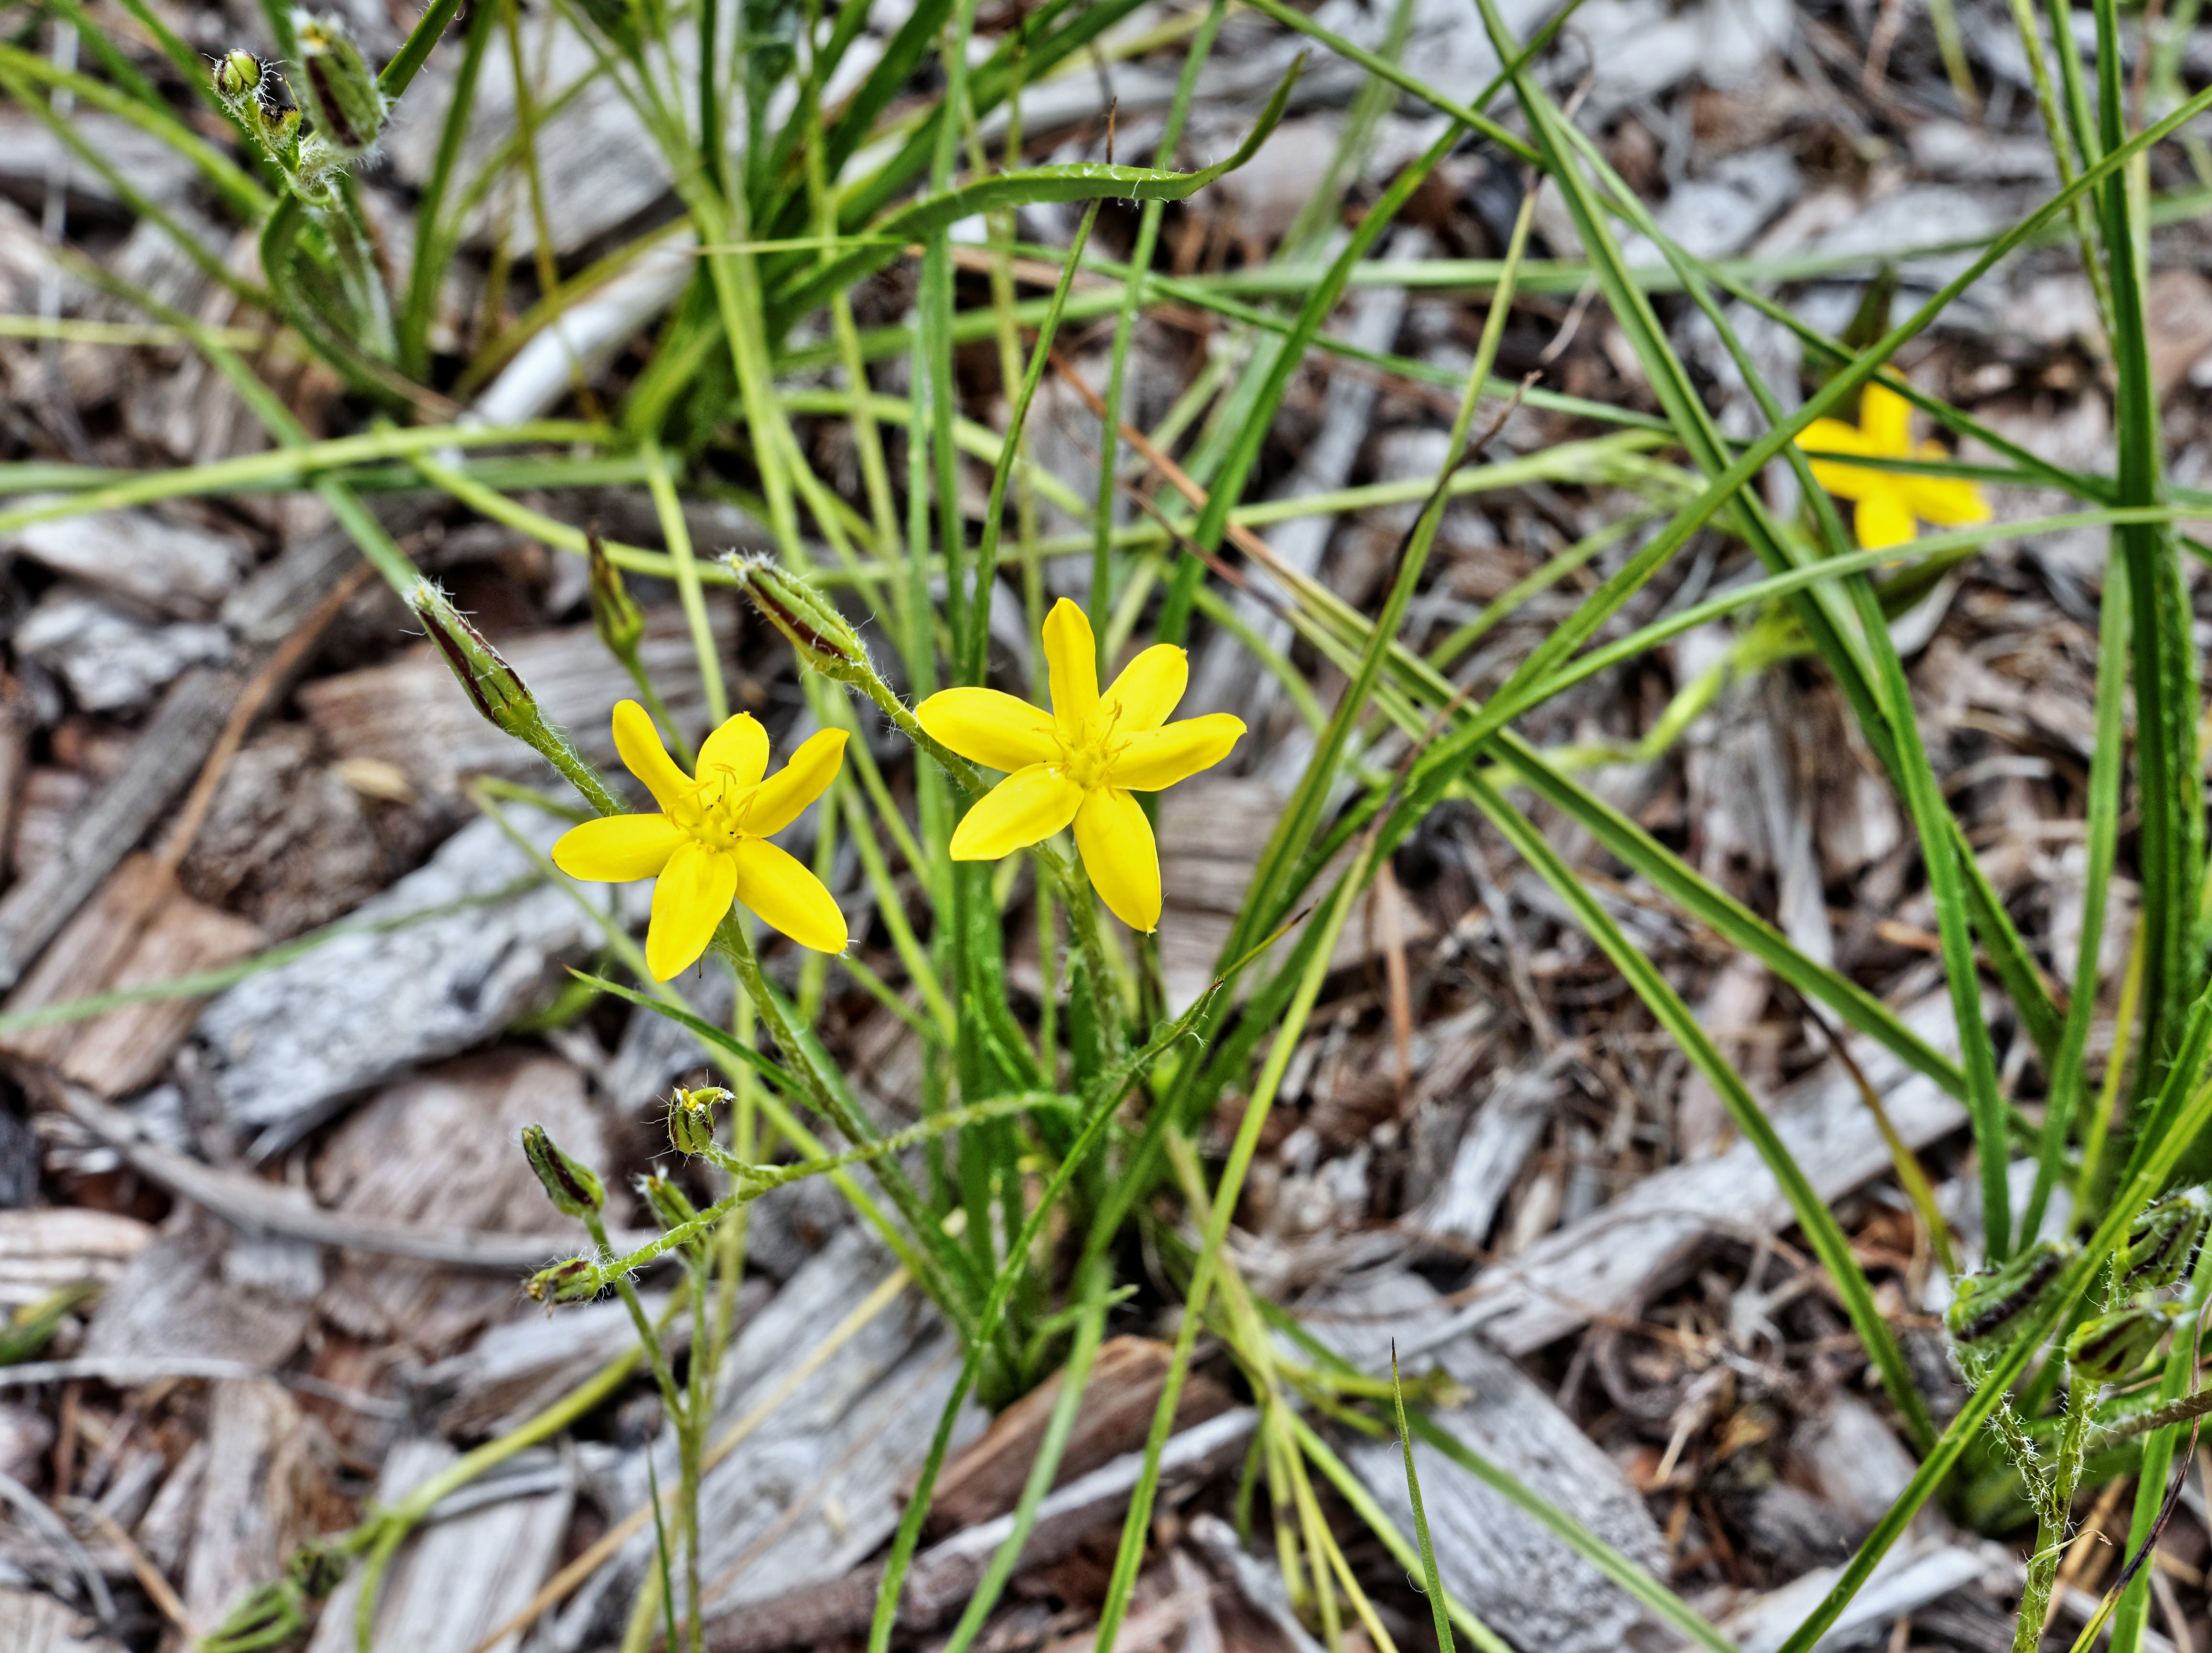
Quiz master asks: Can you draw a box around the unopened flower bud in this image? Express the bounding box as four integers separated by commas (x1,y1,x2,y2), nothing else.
668,1086,726,1157
527,1256,602,1303
522,1124,605,1219
2067,1304,2176,1382
729,556,874,684
641,1171,700,1234
292,10,386,157
589,535,647,661
1946,1240,2079,1353
410,578,538,735
2119,1189,2211,1296
212,49,264,102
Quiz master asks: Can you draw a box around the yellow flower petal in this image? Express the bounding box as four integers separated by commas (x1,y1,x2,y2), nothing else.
1901,449,1992,527
729,837,847,953
1111,713,1244,791
1854,489,1916,552
948,764,1083,860
744,728,848,838
696,712,769,790
1805,457,1882,501
646,841,737,980
1074,786,1160,932
915,688,1060,772
1101,644,1188,734
551,813,687,882
1794,417,1875,460
614,701,695,817
1860,382,1914,453
1042,599,1099,731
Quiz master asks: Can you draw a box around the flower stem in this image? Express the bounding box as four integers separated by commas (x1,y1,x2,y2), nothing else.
2014,1376,2093,1653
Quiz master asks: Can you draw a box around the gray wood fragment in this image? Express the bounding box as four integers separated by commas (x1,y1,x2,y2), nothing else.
1304,1268,1675,1653
80,1213,312,1369
3,509,251,621
307,1438,573,1653
1414,1045,1572,1250
194,812,643,1146
13,589,229,715
0,1583,123,1653
1710,1533,2010,1653
0,1208,151,1318
183,1379,316,1629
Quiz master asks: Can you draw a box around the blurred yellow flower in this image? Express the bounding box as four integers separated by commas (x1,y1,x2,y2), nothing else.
552,701,847,978
1795,381,1991,551
917,600,1244,933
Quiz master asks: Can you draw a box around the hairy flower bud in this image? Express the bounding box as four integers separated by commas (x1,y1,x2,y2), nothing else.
212,49,265,102
409,578,538,732
641,1171,700,1234
521,1124,605,1219
2119,1189,2211,1297
668,1086,726,1157
588,534,647,661
292,9,386,157
2067,1304,2176,1382
1946,1240,2079,1353
729,556,874,684
527,1256,602,1303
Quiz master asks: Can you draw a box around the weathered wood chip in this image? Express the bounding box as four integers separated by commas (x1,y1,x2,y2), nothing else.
182,1378,326,1630
928,1335,1234,1534
2,509,251,622
0,1207,152,1317
1301,1267,1675,1653
80,1212,313,1370
0,1583,124,1653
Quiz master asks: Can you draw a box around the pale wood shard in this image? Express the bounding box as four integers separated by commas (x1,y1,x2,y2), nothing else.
1302,1268,1675,1653
0,1207,152,1318
0,852,263,1097
305,1438,574,1653
311,1051,611,1355
0,1583,124,1653
11,767,94,883
182,1378,321,1631
297,606,729,804
418,1288,715,1439
1438,992,1965,1356
2,508,251,621
79,1212,313,1370
194,813,644,1143
927,1335,1234,1534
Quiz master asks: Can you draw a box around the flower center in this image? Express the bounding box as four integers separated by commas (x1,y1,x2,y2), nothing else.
1051,712,1123,792
683,765,759,847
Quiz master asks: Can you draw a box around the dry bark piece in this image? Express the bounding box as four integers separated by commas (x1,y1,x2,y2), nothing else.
2,509,252,621
182,1378,328,1629
0,1207,152,1318
0,1583,125,1653
79,1212,313,1370
304,1437,572,1653
311,1051,613,1354
297,605,727,803
0,854,264,1097
195,812,643,1145
1303,1268,1674,1653
926,1335,1234,1534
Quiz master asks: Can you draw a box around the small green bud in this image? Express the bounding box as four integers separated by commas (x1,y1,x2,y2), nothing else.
668,1086,727,1157
641,1171,700,1234
588,534,647,661
409,578,540,736
728,556,875,684
521,1124,605,1219
1946,1240,2079,1352
2067,1304,2176,1383
2118,1189,2210,1296
292,10,386,157
527,1256,602,1303
212,49,265,102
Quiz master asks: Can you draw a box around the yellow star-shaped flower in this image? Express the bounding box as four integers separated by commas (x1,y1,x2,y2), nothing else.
916,600,1245,933
551,702,848,979
1794,381,1991,551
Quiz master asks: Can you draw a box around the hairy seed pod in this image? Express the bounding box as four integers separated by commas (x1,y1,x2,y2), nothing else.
521,1124,605,1219
527,1256,601,1303
2067,1304,2176,1382
588,534,647,661
409,578,539,734
728,555,875,684
667,1086,726,1157
2118,1189,2211,1296
291,9,386,156
641,1171,700,1234
1946,1240,2079,1351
